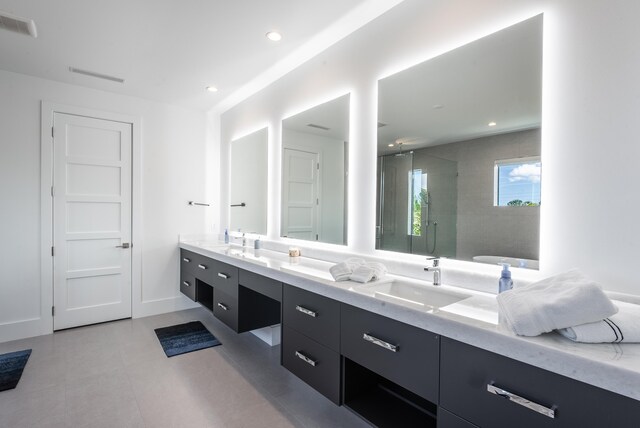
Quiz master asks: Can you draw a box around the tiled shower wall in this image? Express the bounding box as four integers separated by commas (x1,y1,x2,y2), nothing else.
422,128,541,261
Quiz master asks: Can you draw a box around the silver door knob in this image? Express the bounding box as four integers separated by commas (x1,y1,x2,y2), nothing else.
116,243,131,248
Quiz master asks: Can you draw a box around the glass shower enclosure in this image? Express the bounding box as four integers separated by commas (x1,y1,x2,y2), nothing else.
376,151,458,257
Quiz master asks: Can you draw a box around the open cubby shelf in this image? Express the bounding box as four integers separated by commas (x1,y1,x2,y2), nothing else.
196,280,214,312
343,357,437,428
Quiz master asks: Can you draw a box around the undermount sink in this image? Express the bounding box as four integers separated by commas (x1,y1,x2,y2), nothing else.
352,281,471,310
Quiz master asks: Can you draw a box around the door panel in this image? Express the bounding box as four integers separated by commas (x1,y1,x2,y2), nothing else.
282,148,319,240
53,113,132,330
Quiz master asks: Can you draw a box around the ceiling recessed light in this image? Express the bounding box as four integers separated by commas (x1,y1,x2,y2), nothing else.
388,143,394,147
206,86,218,93
488,121,497,127
266,31,282,42
432,104,444,109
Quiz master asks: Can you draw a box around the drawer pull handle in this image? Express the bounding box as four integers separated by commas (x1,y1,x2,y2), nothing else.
182,281,190,287
363,333,398,352
183,258,191,262
218,272,230,279
217,302,229,311
295,351,317,367
295,305,317,318
198,264,207,270
487,384,556,419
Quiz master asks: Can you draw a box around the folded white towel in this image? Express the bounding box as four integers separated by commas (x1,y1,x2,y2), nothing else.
350,265,375,283
329,262,352,281
557,301,640,343
329,258,388,283
496,269,618,336
329,258,367,281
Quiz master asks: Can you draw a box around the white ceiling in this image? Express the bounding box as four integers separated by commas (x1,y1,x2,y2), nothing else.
378,14,542,154
283,94,350,141
0,0,391,112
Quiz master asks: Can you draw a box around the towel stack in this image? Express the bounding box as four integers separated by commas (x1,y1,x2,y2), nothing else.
497,269,640,343
329,258,387,283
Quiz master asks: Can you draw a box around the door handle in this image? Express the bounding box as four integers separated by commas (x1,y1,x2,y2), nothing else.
116,243,131,249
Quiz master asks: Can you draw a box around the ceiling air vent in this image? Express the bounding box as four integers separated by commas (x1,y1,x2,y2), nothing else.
69,67,125,83
0,10,37,38
307,123,330,131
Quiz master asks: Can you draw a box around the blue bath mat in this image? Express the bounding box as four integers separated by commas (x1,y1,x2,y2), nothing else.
0,349,32,392
155,321,221,357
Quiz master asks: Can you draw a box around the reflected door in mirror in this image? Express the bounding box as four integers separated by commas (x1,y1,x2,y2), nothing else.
282,148,319,241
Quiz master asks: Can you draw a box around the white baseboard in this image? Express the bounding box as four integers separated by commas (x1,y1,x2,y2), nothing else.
135,295,199,319
0,297,198,344
0,318,44,344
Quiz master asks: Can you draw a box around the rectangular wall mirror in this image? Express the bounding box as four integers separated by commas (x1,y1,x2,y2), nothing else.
230,127,268,235
281,94,349,245
376,15,542,269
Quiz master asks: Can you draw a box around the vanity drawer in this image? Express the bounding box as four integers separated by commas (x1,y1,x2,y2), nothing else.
180,249,199,275
340,304,440,403
213,289,238,332
440,337,640,428
282,325,341,404
179,271,196,301
438,408,478,428
283,284,340,351
210,260,239,298
239,269,282,302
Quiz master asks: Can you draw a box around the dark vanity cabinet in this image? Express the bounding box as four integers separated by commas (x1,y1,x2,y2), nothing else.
281,284,342,404
439,338,640,428
179,249,281,333
179,250,640,428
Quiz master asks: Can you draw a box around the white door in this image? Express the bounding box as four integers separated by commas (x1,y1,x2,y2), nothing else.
282,148,319,241
52,113,132,330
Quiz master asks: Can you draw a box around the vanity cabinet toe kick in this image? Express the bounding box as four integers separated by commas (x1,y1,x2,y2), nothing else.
179,247,640,428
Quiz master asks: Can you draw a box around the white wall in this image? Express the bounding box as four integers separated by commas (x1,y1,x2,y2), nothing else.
217,0,640,295
0,69,205,342
282,128,345,244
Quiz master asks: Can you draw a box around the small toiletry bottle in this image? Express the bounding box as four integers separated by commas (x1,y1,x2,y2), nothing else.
254,236,261,249
498,263,513,293
224,229,229,244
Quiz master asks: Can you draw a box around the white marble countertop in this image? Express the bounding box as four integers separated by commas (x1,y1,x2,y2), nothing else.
179,239,640,401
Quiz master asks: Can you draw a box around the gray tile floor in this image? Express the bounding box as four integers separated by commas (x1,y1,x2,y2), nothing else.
0,308,370,428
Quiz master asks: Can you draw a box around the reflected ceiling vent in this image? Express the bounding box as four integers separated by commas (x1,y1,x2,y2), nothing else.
307,123,330,131
69,67,125,83
378,122,387,128
0,10,38,38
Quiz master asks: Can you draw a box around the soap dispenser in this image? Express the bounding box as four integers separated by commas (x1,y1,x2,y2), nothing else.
498,263,513,293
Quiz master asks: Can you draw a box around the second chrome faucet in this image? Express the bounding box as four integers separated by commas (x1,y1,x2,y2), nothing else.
424,257,441,286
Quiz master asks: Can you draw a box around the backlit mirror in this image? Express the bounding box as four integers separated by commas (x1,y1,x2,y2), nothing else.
281,94,349,245
376,15,542,269
230,127,268,235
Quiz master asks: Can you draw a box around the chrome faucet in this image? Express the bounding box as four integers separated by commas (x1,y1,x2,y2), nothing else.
424,257,441,286
242,232,246,247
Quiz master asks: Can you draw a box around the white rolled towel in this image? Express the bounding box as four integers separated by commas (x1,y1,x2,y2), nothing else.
329,258,366,281
496,269,618,336
558,301,640,343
